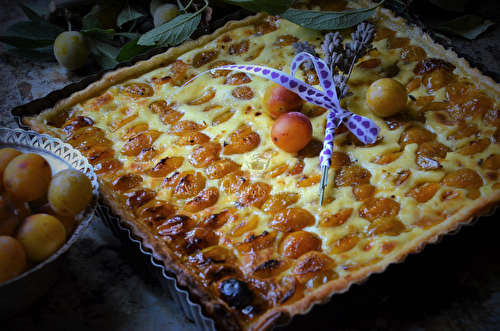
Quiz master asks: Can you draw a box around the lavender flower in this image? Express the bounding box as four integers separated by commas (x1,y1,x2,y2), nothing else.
321,22,375,100
352,22,376,54
292,41,318,70
321,31,344,72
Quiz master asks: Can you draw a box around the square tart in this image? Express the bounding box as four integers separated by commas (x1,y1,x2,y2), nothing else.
22,1,500,330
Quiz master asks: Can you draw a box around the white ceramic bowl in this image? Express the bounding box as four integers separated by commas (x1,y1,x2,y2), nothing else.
0,128,99,320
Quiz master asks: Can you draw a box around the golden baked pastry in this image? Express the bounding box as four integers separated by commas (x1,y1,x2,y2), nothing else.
22,1,500,330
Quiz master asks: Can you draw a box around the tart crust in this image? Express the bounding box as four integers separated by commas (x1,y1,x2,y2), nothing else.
23,1,500,330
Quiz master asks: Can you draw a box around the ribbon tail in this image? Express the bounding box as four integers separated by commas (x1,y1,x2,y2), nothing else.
344,114,380,145
318,112,338,205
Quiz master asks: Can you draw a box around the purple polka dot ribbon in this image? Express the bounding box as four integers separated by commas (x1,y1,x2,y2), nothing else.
218,52,380,168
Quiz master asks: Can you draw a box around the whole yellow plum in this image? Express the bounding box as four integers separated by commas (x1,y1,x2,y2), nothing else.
15,214,66,262
264,83,305,118
0,148,22,192
0,236,26,284
3,153,52,202
53,31,90,70
366,78,408,117
47,169,93,216
36,203,77,239
271,112,313,152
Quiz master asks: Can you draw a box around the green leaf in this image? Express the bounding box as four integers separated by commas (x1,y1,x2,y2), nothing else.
434,15,494,40
2,43,55,62
81,27,115,41
116,38,156,62
138,12,201,47
14,1,49,21
218,0,294,15
117,3,145,27
115,32,142,40
88,38,120,69
281,0,385,30
0,21,63,49
427,0,469,11
83,13,103,30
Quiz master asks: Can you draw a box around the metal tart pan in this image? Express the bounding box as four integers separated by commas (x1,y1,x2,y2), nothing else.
8,4,500,330
96,204,217,331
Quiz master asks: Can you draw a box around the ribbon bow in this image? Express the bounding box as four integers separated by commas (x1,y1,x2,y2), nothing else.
218,52,380,203
169,52,381,204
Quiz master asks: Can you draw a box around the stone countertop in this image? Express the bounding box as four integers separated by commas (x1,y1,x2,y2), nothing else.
1,1,500,331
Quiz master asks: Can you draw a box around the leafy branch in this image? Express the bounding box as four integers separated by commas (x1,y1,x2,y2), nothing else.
138,1,209,47
0,0,394,70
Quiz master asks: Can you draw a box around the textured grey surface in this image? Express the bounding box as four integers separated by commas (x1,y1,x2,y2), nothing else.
1,1,500,331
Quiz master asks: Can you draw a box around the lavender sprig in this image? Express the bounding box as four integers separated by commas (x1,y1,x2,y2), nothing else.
321,31,344,73
344,22,376,72
321,22,375,101
352,22,377,52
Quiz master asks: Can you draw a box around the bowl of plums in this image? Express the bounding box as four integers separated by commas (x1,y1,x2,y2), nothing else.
0,128,99,320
